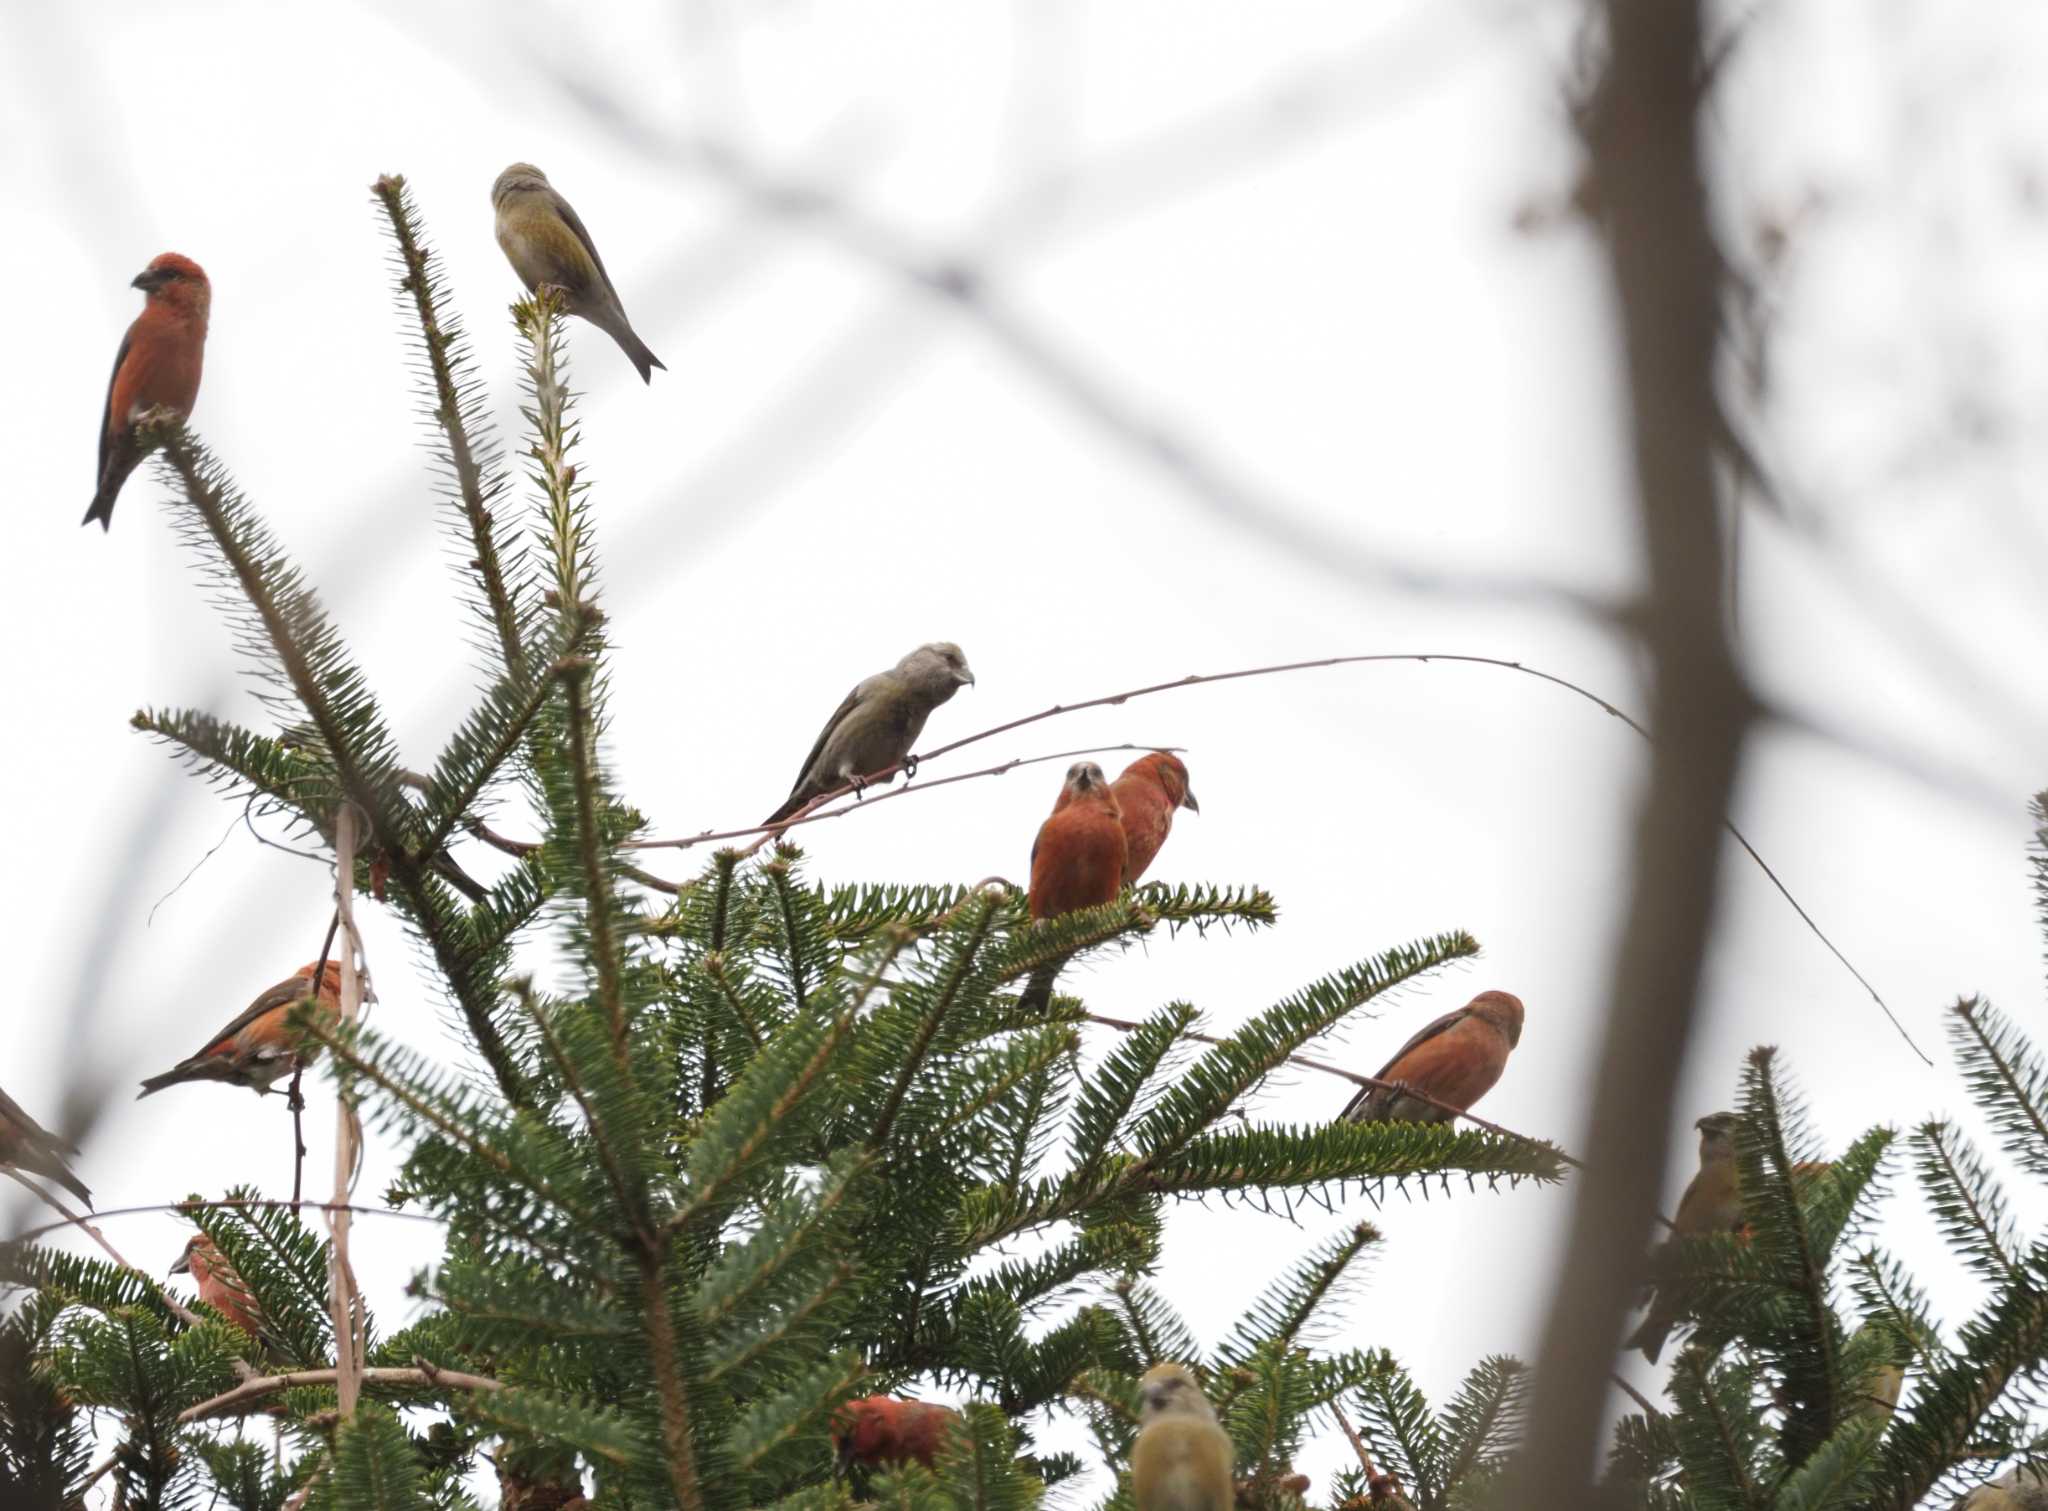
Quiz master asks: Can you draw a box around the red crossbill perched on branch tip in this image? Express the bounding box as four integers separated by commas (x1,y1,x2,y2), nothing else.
492,163,666,383
1019,762,1127,1011
170,1234,285,1358
136,961,343,1100
1626,1111,1744,1363
1339,990,1524,1125
831,1396,958,1477
765,643,975,824
0,1085,91,1207
1111,752,1198,884
1131,1363,1233,1511
83,253,209,531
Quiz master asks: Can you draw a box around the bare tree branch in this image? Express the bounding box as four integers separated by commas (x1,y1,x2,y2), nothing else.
1510,5,1750,1501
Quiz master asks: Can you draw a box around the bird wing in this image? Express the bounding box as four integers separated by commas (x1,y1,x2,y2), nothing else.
96,324,135,485
1337,1005,1472,1119
0,1084,71,1154
546,187,623,304
184,975,319,1059
782,679,872,801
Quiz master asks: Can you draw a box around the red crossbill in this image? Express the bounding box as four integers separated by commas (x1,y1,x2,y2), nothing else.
1020,762,1128,1011
1626,1111,1743,1363
170,1234,280,1355
136,961,343,1099
1111,752,1198,884
831,1396,958,1476
1131,1363,1233,1511
83,253,209,531
0,1085,91,1207
765,643,975,824
492,163,665,383
1339,990,1524,1124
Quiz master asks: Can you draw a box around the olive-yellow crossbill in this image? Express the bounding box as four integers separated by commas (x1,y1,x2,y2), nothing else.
831,1396,957,1476
0,1084,91,1206
1340,991,1524,1124
137,961,342,1099
84,253,209,531
1111,752,1198,884
765,643,974,824
1626,1111,1744,1363
1131,1362,1233,1511
492,163,665,383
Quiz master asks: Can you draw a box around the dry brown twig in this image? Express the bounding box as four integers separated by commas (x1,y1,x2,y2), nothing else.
178,1359,504,1424
329,807,369,1418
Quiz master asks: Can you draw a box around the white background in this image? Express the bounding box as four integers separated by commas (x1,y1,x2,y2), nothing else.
5,0,2048,1502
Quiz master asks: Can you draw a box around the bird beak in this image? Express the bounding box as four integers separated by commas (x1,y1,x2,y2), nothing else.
956,668,976,687
1182,788,1200,814
131,268,166,292
168,1252,190,1276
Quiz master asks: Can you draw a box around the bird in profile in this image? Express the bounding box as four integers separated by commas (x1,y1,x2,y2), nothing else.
1110,752,1198,884
492,162,665,383
1339,990,1524,1124
84,252,210,530
1626,1110,1745,1363
765,643,975,825
1131,1362,1233,1511
137,961,343,1099
0,1085,91,1207
170,1234,287,1361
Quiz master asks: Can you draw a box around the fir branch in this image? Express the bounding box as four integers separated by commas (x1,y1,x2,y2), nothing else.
869,892,1002,1146
1948,997,2048,1180
371,172,526,670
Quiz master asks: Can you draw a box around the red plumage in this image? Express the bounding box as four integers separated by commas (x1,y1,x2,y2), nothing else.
1340,990,1524,1124
832,1396,958,1473
84,252,209,530
171,1234,281,1357
1028,763,1127,921
1110,752,1198,884
137,961,344,1099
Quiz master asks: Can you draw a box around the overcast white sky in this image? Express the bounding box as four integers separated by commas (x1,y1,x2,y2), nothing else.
6,0,2048,1503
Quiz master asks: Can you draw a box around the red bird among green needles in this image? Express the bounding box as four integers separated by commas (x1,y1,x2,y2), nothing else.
0,1084,91,1206
137,961,342,1099
1111,751,1198,884
1339,989,1524,1125
832,1396,958,1477
84,252,209,531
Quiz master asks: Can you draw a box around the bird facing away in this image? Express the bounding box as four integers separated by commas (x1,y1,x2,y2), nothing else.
1339,990,1525,1125
84,252,209,530
1131,1363,1233,1511
492,163,665,383
171,1234,282,1357
765,643,975,825
831,1396,958,1478
1626,1110,1744,1363
137,961,343,1099
1111,752,1198,884
0,1085,91,1207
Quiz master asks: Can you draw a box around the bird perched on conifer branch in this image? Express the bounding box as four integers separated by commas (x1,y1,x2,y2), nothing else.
1131,1362,1233,1511
1339,990,1524,1125
84,252,209,531
1111,752,1198,884
493,163,665,383
1626,1110,1744,1363
137,961,343,1099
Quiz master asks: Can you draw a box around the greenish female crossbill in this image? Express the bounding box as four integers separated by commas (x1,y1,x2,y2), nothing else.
765,643,974,824
1627,1110,1745,1362
1131,1363,1233,1511
492,163,665,383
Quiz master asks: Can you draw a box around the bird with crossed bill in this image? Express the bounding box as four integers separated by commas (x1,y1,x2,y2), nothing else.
765,643,974,825
1626,1110,1745,1363
1110,751,1198,884
84,252,209,531
1019,761,1128,1012
1131,1362,1233,1511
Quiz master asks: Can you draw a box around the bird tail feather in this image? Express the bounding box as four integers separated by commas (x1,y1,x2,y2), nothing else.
81,491,116,530
1019,962,1059,1015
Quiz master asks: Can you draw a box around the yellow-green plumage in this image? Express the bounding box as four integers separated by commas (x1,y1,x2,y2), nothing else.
492,162,665,383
